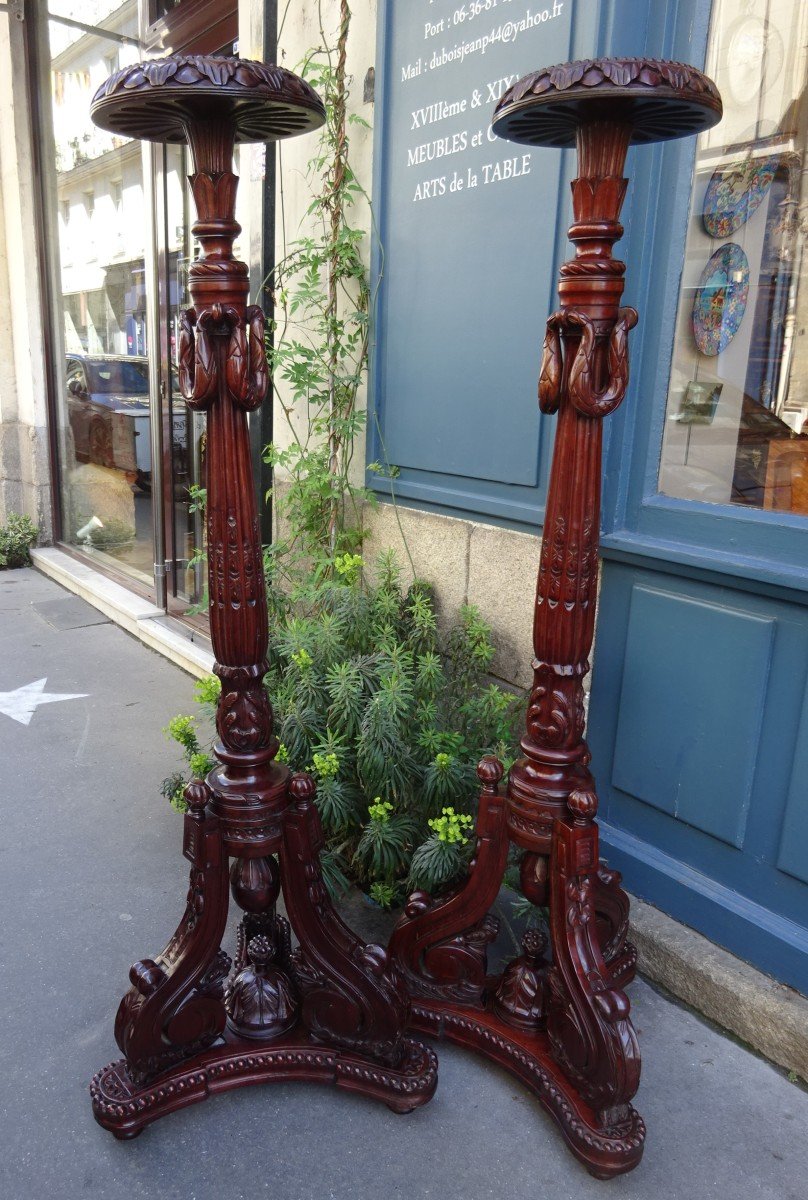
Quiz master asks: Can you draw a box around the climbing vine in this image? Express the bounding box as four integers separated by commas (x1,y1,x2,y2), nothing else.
266,0,375,588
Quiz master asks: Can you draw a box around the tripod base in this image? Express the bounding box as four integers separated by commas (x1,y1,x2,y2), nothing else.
389,763,645,1179
91,1029,437,1139
410,1000,643,1179
91,773,439,1140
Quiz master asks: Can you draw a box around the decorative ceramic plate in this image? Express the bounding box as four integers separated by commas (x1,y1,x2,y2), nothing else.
691,243,750,356
702,154,780,238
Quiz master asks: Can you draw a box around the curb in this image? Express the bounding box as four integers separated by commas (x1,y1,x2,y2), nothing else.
629,894,808,1082
31,546,214,679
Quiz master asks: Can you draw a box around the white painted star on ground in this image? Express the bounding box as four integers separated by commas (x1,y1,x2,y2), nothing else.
0,678,88,726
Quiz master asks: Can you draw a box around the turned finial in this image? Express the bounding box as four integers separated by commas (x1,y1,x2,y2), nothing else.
477,756,504,787
289,773,317,802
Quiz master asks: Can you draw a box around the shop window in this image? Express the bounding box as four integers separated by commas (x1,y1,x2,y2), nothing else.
47,2,154,585
658,0,808,516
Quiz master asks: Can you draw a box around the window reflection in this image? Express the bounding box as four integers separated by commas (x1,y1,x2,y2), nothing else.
659,0,808,516
49,1,154,581
163,142,208,610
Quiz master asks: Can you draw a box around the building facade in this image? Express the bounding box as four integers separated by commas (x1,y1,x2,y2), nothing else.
1,0,806,993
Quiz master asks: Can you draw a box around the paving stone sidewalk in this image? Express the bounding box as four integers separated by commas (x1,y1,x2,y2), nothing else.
1,567,806,1200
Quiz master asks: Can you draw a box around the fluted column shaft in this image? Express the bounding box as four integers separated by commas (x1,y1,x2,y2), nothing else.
508,121,634,850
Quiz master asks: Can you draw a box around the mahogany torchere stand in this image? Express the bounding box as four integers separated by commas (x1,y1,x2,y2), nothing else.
389,59,722,1179
87,56,437,1139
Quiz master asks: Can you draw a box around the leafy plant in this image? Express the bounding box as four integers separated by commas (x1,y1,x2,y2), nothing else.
0,512,38,568
162,715,216,812
408,806,475,892
369,881,399,910
163,553,521,899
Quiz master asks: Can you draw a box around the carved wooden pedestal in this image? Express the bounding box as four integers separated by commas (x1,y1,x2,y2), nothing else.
389,59,722,1179
88,56,436,1139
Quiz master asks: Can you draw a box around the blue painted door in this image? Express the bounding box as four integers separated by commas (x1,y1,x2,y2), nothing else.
587,0,808,993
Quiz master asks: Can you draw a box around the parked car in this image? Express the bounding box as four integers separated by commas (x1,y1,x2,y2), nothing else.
65,354,190,492
66,354,152,487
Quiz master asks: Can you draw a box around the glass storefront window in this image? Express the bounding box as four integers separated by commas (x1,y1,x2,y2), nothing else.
43,4,237,608
658,0,808,516
163,141,208,610
48,1,154,583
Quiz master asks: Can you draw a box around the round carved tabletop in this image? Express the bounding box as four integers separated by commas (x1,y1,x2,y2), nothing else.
91,55,325,144
492,58,721,147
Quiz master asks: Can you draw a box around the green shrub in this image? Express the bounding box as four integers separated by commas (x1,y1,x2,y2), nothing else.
164,551,521,899
0,512,38,569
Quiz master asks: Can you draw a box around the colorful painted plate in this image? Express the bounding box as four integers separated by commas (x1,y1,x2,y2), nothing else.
702,154,780,238
691,243,750,356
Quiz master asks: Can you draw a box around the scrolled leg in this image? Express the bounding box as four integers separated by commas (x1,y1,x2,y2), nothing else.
282,775,410,1062
594,862,637,987
388,757,509,1006
92,782,232,1132
545,811,641,1129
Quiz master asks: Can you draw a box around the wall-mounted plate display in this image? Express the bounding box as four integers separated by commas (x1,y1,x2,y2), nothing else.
702,155,780,238
692,243,750,356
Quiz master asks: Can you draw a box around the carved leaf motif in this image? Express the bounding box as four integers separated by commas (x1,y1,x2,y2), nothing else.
143,60,178,86
201,58,238,86
509,74,534,102
531,74,553,96
92,54,325,119
549,62,585,90
659,62,690,90
601,60,640,86
526,665,584,748
495,56,721,119
122,67,146,90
